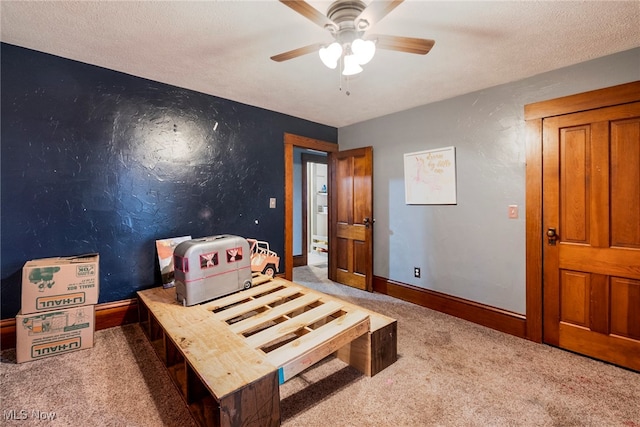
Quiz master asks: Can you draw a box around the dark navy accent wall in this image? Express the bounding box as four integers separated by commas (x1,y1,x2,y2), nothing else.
1,43,337,319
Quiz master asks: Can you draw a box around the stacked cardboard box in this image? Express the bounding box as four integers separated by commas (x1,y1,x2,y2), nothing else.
16,254,99,363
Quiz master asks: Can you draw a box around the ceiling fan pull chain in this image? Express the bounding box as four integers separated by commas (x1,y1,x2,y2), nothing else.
337,55,352,96
338,56,343,93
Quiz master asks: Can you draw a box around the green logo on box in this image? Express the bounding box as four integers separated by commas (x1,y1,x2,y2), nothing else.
76,265,95,277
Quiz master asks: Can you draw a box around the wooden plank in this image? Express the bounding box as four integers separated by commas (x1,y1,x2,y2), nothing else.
589,274,610,334
560,246,640,280
252,273,275,286
525,118,544,342
266,310,370,383
590,121,611,248
337,269,366,289
524,81,640,120
229,293,321,334
336,319,397,377
245,300,344,350
218,371,280,427
611,277,640,339
268,278,395,333
610,116,640,248
213,286,304,322
560,322,640,371
337,222,366,240
201,281,283,311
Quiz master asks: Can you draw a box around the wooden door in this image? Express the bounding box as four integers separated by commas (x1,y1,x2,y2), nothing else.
329,147,373,291
542,101,640,371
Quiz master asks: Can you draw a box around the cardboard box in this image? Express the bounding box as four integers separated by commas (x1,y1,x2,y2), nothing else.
16,305,95,363
21,254,99,314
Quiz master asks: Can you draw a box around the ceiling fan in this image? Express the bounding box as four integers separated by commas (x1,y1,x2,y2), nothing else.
271,0,435,77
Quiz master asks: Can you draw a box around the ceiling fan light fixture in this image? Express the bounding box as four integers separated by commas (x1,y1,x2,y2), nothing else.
351,38,376,65
342,54,363,76
319,42,343,69
273,0,435,94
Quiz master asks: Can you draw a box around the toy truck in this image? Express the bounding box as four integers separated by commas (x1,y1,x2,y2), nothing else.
173,235,252,306
247,238,280,278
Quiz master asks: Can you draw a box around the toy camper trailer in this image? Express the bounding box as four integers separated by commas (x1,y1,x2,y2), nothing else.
173,235,252,306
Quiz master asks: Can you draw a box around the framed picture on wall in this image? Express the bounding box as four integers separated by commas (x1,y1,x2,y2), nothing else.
156,235,192,288
404,146,457,205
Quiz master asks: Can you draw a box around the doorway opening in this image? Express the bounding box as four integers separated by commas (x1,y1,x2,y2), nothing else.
298,153,329,271
283,133,338,281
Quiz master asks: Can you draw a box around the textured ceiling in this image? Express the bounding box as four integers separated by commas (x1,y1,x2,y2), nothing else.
2,1,639,128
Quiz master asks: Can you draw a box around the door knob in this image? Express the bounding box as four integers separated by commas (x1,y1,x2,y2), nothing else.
363,217,375,228
547,228,557,246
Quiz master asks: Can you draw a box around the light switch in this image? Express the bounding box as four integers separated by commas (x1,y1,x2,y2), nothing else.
269,198,276,209
508,205,518,219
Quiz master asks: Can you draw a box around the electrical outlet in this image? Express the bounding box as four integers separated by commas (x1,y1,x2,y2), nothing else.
414,267,421,278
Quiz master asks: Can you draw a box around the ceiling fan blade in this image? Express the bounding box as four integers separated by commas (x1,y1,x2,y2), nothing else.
368,34,435,55
271,43,324,62
280,0,339,32
355,0,404,30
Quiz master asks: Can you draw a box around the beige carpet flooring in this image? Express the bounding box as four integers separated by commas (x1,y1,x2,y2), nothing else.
1,264,638,426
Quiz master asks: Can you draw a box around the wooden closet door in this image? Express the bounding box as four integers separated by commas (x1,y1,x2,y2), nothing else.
542,102,640,371
329,147,373,291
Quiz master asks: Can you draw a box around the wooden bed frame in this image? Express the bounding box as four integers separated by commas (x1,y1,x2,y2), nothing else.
137,275,397,426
